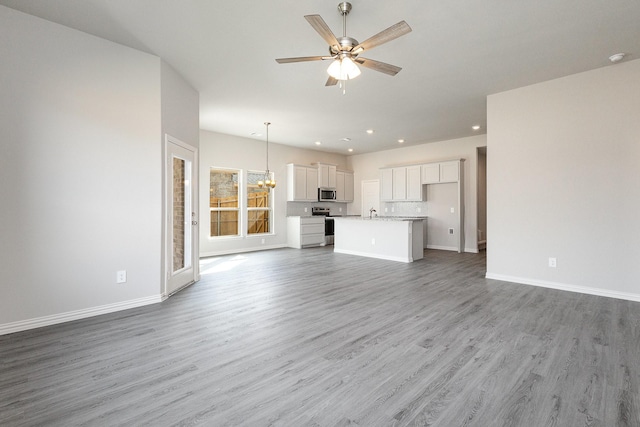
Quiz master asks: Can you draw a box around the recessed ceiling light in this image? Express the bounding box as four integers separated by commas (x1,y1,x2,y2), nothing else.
348,148,354,152
340,137,351,142
609,53,626,63
366,129,374,134
472,125,481,131
314,141,322,145
398,139,405,143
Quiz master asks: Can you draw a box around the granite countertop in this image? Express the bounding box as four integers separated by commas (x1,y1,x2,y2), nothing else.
333,216,427,221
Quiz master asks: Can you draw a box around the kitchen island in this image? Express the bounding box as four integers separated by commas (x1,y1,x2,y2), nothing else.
333,216,425,263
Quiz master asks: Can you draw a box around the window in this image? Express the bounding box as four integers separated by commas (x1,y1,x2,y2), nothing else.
210,168,240,237
247,170,273,235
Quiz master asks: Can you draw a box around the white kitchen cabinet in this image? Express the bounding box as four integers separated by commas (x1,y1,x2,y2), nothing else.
392,167,407,200
306,167,318,199
336,170,355,202
380,168,394,201
287,164,318,202
287,216,325,248
421,160,459,184
406,165,423,201
316,163,337,188
439,160,460,183
344,171,354,202
381,166,423,201
421,163,440,184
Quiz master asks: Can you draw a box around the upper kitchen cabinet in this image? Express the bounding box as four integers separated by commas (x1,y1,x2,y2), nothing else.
336,170,354,202
316,163,337,188
380,165,423,202
392,167,407,200
421,160,460,184
406,165,422,200
287,164,318,202
380,168,394,201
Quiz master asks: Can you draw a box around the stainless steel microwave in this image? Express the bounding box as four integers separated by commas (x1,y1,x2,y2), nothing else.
318,187,337,202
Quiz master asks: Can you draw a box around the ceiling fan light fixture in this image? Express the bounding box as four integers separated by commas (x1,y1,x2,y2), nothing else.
327,56,361,80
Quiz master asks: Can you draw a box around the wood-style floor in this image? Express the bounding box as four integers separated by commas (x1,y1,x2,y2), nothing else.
1,248,638,426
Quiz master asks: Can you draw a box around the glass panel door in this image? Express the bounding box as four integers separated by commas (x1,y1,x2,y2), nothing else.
166,136,198,295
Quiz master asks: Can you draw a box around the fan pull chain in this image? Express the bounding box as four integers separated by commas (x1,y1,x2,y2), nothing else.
339,79,347,95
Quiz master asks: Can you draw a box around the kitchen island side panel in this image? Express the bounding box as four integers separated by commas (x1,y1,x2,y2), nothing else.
333,217,424,263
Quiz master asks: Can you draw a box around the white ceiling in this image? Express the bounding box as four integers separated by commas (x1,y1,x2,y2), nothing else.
2,0,639,154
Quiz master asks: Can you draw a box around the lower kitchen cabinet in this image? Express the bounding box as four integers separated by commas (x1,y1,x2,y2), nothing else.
287,216,325,248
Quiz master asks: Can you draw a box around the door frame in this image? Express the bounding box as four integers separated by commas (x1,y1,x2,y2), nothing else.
361,179,380,218
163,134,199,298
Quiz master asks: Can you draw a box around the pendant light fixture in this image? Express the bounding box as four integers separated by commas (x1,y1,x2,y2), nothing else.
258,122,276,190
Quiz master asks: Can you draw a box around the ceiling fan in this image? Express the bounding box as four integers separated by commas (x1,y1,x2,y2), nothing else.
276,2,412,89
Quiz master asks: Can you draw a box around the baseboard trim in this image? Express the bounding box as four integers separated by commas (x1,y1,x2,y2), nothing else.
426,245,458,251
426,245,478,254
0,295,163,336
334,248,412,263
200,244,287,258
485,273,640,303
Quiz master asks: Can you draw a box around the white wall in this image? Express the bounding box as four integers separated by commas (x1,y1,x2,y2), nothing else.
199,130,349,256
487,59,640,302
161,60,200,149
0,6,197,333
348,135,487,252
160,60,200,287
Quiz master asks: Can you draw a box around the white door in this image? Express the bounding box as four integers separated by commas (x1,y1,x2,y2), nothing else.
166,135,199,296
361,179,380,218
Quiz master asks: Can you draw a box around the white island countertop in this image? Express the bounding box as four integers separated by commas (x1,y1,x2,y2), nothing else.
335,216,427,221
333,216,425,263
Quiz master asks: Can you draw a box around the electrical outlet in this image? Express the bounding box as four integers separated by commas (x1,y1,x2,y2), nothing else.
391,207,395,213
304,207,308,213
116,270,127,283
261,238,265,244
450,207,455,213
371,238,376,245
448,228,454,235
339,207,342,212
385,207,388,212
417,207,421,213
548,257,557,268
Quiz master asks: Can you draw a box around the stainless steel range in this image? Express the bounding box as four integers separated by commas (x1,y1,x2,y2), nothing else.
311,207,334,245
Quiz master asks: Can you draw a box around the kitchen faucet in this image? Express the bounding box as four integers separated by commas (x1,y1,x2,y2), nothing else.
369,208,377,219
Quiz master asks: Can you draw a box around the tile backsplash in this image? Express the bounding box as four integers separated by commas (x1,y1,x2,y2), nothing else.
287,201,349,217
379,201,429,217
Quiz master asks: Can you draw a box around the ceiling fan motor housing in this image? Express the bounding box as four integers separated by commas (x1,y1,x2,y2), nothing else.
330,36,359,56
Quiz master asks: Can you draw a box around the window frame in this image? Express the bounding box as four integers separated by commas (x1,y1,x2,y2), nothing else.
209,167,241,238
246,170,274,236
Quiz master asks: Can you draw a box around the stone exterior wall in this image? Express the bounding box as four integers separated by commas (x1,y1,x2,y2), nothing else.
173,157,185,272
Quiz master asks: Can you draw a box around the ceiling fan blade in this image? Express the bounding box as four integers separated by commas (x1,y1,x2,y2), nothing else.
325,76,339,86
352,21,412,53
355,58,402,76
304,14,340,47
276,56,325,64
